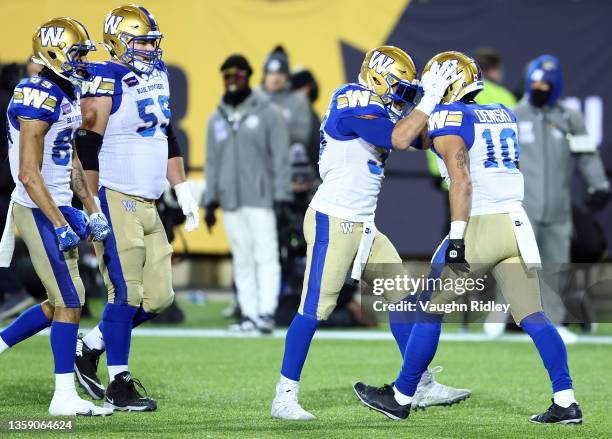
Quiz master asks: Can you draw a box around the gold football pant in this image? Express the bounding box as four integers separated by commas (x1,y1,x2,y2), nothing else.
298,208,402,321
429,213,542,323
95,187,174,313
12,203,84,308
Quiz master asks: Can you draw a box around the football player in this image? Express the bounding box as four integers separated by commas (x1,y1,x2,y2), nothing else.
72,4,200,412
0,18,112,416
271,46,470,420
353,52,582,425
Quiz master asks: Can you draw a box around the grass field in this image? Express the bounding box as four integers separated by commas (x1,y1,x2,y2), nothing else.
0,317,610,438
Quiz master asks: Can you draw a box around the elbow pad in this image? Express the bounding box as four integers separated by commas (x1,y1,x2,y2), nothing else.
75,129,103,171
167,123,183,158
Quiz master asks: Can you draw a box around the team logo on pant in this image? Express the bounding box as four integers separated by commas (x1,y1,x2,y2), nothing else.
341,222,354,234
121,200,137,212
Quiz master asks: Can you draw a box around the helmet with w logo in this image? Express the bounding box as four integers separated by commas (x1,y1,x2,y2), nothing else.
32,17,96,82
358,46,420,121
422,51,483,104
103,4,163,74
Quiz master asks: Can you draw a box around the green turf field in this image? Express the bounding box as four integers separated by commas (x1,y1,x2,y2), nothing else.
0,331,610,438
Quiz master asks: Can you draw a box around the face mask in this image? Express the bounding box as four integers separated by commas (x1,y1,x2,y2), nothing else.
529,88,552,107
222,87,252,107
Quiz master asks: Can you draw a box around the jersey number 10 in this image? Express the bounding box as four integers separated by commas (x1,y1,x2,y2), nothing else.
482,127,519,169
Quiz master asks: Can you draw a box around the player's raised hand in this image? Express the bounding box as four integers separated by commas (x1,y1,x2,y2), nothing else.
445,238,470,274
416,59,461,116
174,182,200,232
55,224,81,252
88,212,112,241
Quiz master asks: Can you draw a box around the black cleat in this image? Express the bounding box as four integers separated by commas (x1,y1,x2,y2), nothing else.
104,371,157,412
530,400,583,424
353,382,410,420
75,335,105,400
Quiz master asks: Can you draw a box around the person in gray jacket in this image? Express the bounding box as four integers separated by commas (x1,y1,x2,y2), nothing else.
204,54,292,334
514,54,610,329
259,46,312,148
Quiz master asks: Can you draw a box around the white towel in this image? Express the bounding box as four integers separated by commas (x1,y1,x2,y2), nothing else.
0,201,15,267
350,222,377,282
510,207,541,271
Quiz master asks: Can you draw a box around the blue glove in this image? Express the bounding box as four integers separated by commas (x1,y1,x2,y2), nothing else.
55,224,80,251
58,206,89,240
87,212,112,241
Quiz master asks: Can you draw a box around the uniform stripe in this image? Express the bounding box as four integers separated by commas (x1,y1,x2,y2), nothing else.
99,187,129,305
302,211,330,319
31,209,81,308
138,6,157,30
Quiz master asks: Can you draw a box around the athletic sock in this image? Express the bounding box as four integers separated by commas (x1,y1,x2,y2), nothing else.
54,372,77,395
101,303,138,371
82,324,105,351
521,312,573,393
0,337,8,354
280,313,319,381
554,389,576,408
394,311,443,397
108,365,129,382
0,304,51,348
388,294,417,355
50,321,79,376
393,385,413,405
132,306,158,328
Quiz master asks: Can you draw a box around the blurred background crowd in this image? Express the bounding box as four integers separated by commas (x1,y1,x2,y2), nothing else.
1,0,611,338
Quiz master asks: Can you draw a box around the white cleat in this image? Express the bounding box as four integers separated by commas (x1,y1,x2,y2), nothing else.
412,366,471,410
49,392,113,416
271,380,316,420
555,326,578,345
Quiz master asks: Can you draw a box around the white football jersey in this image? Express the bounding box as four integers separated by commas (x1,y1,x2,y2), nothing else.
429,101,524,216
83,61,171,199
310,83,392,222
7,76,82,208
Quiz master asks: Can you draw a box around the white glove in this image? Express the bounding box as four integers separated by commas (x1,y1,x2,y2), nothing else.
174,181,200,232
416,59,462,115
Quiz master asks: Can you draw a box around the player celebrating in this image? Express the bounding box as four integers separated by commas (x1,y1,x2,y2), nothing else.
271,46,470,421
353,52,582,425
72,4,200,412
0,18,112,416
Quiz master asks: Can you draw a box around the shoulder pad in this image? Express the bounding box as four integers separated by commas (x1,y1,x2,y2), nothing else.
82,62,128,97
332,83,387,118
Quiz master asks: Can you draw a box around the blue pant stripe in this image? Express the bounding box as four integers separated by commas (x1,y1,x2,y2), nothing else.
31,209,80,308
302,211,330,319
99,187,129,305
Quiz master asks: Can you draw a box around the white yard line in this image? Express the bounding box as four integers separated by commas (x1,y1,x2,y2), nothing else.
10,327,612,344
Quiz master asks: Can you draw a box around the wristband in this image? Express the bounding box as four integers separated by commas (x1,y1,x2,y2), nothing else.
415,94,439,116
449,220,467,239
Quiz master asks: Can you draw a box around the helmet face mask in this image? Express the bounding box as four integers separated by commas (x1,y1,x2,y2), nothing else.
32,17,96,85
103,5,163,75
359,46,420,122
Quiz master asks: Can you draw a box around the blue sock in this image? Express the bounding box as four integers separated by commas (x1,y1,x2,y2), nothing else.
521,312,573,392
50,321,79,374
280,313,319,381
388,294,418,355
0,304,51,347
102,303,138,366
132,306,157,328
394,311,443,397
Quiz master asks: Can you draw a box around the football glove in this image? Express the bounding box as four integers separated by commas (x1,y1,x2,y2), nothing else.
88,212,112,241
55,224,80,252
445,238,470,274
417,60,462,115
174,181,200,232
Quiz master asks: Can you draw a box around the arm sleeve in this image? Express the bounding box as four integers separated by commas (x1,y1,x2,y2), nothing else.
167,122,182,158
336,115,395,149
268,107,293,202
203,118,221,205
